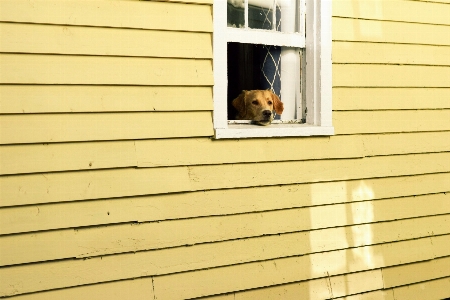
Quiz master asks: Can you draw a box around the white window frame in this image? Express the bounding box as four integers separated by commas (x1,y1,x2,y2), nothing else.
213,0,334,139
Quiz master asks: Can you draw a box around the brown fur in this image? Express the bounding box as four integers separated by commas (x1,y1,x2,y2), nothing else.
232,90,284,126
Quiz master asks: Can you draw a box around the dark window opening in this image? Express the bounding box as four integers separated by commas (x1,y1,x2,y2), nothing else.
227,42,282,120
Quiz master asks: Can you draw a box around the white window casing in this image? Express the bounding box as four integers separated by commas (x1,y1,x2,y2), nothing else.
213,0,334,138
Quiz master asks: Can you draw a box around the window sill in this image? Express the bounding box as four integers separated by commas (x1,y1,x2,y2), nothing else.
214,123,334,139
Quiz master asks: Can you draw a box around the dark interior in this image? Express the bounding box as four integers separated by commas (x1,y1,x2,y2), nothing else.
227,43,265,119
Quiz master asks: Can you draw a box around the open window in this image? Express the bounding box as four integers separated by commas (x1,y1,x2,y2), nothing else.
213,0,334,138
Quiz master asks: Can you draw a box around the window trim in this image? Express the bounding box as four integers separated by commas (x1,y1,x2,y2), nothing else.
213,0,334,139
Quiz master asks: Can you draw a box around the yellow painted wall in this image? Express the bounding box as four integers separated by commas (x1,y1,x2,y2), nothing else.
0,0,449,299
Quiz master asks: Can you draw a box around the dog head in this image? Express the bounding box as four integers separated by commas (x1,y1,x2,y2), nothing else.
232,90,284,126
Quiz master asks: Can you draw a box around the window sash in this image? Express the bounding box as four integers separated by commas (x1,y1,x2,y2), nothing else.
226,0,305,120
226,27,305,48
223,0,308,46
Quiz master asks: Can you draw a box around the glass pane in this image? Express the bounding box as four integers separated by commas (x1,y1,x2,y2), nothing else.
249,0,299,32
227,1,245,28
227,0,300,32
248,2,280,30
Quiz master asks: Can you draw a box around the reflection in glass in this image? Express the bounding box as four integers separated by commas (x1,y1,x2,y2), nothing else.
248,3,281,31
227,0,299,33
227,0,245,28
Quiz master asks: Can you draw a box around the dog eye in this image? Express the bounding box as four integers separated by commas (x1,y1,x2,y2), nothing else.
252,100,258,105
267,101,273,105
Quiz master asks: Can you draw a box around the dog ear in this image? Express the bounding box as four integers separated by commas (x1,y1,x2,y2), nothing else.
232,90,247,117
271,92,284,115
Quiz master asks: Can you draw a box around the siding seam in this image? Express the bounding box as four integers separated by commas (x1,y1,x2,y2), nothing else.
332,15,450,27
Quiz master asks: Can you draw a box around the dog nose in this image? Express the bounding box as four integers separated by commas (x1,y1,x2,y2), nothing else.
263,110,272,117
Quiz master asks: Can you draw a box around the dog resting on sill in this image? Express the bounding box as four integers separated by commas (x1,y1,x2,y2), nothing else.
232,90,284,126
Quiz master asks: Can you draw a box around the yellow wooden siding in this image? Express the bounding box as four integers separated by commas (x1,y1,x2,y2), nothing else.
136,131,450,167
150,236,448,299
2,235,449,297
334,65,450,87
333,0,450,25
329,270,384,299
334,110,450,134
0,112,213,144
204,275,386,300
0,141,137,175
333,17,450,45
333,88,450,110
5,278,154,300
382,256,450,288
0,0,213,32
2,198,449,266
180,152,450,191
0,23,212,58
422,0,450,3
0,135,363,174
431,234,450,258
0,54,213,86
0,86,213,114
137,135,363,167
333,277,450,300
333,42,450,66
2,152,449,207
387,277,450,300
1,131,449,175
119,0,214,3
205,278,333,300
140,131,450,164
1,0,450,298
334,290,395,300
1,172,449,235
0,167,192,207
361,131,450,155
207,268,450,300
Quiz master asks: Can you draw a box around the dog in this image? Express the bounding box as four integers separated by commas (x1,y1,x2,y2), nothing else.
232,90,284,126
